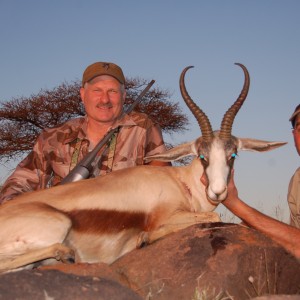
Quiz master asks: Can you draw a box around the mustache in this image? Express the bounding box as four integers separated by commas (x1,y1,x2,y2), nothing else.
96,103,113,109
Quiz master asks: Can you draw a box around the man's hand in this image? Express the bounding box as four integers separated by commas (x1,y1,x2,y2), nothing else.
224,169,239,204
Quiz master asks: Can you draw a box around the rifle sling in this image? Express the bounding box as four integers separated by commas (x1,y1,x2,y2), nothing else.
69,132,118,175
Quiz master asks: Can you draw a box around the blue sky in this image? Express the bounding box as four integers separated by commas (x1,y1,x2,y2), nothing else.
0,0,299,221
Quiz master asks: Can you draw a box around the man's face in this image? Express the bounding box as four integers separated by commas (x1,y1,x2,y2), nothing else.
80,75,126,125
292,114,300,156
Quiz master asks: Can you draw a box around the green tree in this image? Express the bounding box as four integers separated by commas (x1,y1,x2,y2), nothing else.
0,78,188,162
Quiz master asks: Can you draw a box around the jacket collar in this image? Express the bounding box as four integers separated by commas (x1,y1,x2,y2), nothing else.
63,113,137,144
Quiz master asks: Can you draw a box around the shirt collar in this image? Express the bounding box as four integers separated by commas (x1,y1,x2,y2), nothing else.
63,113,137,145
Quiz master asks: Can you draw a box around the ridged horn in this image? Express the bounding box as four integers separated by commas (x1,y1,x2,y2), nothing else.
180,66,213,141
219,63,250,140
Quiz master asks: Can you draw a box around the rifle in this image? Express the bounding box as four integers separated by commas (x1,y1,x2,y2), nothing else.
60,79,155,184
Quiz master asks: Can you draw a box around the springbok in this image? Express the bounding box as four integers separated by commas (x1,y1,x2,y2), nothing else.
0,63,286,273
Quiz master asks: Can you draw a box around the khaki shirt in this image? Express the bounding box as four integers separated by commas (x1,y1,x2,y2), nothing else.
288,167,300,228
0,112,167,203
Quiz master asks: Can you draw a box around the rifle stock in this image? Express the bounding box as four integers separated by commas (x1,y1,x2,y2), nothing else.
60,80,155,184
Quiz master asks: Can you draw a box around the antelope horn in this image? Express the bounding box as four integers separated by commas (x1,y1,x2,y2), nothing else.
179,66,213,141
219,63,250,140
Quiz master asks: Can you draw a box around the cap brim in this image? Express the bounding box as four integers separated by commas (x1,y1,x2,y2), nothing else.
289,109,300,121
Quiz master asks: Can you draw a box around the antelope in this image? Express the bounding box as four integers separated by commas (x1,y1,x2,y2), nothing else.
0,63,286,273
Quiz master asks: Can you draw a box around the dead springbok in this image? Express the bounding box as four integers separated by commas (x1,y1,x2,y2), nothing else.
0,63,286,273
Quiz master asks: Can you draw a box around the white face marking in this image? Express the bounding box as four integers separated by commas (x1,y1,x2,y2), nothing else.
206,139,230,202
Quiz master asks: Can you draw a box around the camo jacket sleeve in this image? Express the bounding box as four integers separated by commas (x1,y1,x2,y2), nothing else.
0,133,56,203
0,117,87,203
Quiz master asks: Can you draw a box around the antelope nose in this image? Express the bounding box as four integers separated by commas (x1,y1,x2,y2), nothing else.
209,185,227,202
215,186,227,201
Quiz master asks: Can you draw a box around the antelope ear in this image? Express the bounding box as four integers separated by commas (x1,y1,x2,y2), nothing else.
237,138,287,152
144,140,199,162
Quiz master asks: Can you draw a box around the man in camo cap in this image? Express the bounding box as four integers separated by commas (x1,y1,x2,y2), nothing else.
0,62,169,203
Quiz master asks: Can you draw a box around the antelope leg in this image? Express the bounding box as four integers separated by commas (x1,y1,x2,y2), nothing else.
0,243,75,273
137,211,220,247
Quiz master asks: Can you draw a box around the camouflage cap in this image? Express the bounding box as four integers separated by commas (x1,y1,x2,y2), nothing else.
82,62,125,86
289,104,300,128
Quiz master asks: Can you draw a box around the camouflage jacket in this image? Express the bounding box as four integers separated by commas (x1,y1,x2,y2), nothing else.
0,112,167,203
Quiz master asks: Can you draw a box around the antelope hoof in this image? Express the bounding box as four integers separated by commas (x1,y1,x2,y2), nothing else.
55,248,75,264
136,231,149,249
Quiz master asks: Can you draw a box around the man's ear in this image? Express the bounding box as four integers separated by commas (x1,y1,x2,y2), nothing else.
80,87,85,103
122,89,126,104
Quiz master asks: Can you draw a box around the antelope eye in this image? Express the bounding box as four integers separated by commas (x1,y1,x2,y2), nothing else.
231,153,237,159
